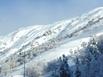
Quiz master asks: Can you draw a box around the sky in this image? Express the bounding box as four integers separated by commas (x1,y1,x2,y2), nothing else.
0,0,103,35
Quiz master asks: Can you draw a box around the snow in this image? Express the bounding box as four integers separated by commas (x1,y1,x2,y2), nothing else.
0,7,103,77
10,75,23,77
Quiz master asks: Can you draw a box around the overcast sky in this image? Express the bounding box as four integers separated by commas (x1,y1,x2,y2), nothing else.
0,0,103,35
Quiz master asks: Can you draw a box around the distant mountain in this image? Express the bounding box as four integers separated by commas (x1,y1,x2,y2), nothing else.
0,7,103,77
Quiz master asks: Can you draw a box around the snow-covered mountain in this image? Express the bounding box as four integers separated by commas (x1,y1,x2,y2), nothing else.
0,7,103,77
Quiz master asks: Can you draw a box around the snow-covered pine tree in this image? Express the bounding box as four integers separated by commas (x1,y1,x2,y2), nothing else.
59,55,71,77
74,57,81,77
44,54,71,77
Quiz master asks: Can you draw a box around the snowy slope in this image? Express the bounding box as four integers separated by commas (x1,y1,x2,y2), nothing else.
0,7,103,77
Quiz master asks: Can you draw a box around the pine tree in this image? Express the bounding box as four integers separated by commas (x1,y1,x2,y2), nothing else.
75,57,81,77
59,55,71,77
44,54,71,77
